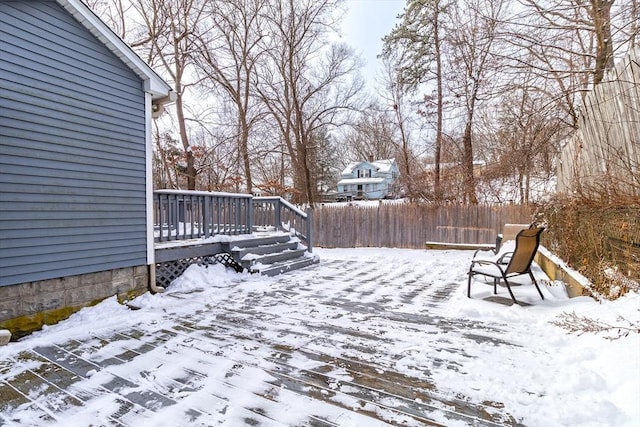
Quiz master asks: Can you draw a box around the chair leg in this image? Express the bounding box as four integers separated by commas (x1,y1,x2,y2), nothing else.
530,272,544,299
467,271,473,298
503,278,519,305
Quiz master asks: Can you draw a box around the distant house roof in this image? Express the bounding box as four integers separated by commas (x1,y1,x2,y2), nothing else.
341,162,359,175
341,158,397,175
371,159,396,173
57,0,172,101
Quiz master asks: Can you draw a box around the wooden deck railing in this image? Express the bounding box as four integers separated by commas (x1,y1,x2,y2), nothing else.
153,191,313,250
154,190,253,242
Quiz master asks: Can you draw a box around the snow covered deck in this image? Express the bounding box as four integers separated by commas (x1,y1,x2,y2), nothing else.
0,249,638,426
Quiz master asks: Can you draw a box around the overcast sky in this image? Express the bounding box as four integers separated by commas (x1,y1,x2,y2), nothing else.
339,0,405,89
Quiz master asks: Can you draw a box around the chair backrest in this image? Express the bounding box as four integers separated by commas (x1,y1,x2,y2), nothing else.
505,227,545,275
502,223,532,242
495,223,532,252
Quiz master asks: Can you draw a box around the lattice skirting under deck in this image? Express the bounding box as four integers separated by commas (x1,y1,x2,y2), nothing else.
155,253,244,289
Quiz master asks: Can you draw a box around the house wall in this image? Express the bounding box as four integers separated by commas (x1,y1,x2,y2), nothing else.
0,1,149,287
337,183,387,200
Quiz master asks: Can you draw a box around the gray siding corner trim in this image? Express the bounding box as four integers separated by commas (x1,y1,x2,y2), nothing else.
145,93,156,265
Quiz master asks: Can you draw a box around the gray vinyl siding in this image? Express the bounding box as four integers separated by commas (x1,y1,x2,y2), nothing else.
0,0,148,286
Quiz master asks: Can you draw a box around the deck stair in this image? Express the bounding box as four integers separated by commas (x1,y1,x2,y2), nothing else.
229,234,319,277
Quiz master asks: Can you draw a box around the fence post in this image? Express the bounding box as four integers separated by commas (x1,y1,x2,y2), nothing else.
234,197,240,234
202,196,210,238
274,199,281,231
154,192,162,242
248,197,255,234
169,195,176,241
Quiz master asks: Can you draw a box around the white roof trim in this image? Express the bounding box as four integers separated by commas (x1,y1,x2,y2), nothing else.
338,178,386,185
57,0,171,100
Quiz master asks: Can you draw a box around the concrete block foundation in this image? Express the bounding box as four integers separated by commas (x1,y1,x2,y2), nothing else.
0,265,150,340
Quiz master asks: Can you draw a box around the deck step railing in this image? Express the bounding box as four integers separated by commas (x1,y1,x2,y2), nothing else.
252,197,312,251
153,191,312,250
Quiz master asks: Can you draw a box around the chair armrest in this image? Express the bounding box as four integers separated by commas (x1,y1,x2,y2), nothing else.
473,247,495,258
497,251,513,264
469,258,506,278
471,259,500,267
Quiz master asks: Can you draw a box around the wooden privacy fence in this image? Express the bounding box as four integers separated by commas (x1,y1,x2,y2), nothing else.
557,47,640,196
313,203,534,248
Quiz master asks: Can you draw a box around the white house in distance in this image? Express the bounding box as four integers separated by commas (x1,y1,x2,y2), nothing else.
337,158,400,200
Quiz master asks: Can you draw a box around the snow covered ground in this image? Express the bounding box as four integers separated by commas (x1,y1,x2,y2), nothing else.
1,247,638,426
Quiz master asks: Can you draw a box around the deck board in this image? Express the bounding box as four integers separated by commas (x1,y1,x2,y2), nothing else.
0,256,528,426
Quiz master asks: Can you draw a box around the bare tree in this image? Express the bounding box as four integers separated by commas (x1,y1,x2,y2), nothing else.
445,0,505,204
84,0,131,40
475,67,565,203
378,58,431,200
498,0,637,136
341,106,397,163
257,0,364,205
153,131,179,189
621,0,639,49
516,0,618,86
190,126,240,192
196,0,268,194
382,0,450,201
125,0,206,190
591,0,616,84
90,0,207,190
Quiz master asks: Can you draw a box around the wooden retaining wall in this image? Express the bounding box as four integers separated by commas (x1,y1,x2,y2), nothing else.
313,203,534,248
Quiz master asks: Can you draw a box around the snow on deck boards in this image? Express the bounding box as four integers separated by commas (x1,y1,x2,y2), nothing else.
0,254,530,427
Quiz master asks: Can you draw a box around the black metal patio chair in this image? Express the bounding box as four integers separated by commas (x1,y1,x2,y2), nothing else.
467,227,545,305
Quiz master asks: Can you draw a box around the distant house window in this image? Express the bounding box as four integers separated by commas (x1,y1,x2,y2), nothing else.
357,168,372,178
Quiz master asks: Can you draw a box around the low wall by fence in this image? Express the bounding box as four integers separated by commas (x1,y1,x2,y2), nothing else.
313,203,534,248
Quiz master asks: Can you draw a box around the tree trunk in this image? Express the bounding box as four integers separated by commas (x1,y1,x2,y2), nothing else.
591,0,615,85
175,88,196,190
394,104,412,198
462,120,478,204
433,0,443,202
239,115,252,194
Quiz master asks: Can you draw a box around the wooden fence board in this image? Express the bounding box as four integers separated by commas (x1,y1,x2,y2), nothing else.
557,47,640,196
313,204,534,248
